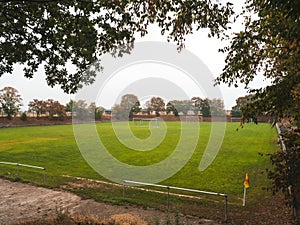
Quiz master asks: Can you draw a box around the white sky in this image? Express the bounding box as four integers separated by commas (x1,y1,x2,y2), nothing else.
0,1,268,111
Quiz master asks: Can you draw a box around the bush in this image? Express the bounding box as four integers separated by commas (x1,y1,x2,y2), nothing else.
20,112,27,121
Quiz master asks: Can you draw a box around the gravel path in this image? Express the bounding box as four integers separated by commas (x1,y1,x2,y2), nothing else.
0,179,218,225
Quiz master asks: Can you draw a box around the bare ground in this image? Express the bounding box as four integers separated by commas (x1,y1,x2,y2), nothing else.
0,179,218,225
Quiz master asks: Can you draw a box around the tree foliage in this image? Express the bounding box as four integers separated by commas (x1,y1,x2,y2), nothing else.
28,99,47,118
267,125,300,218
231,95,249,118
28,98,66,119
208,98,225,117
120,94,141,116
0,86,23,119
216,0,300,123
166,100,193,116
71,99,89,119
150,97,165,116
112,94,140,120
0,0,233,93
45,99,66,119
216,0,300,218
166,101,178,116
88,102,104,120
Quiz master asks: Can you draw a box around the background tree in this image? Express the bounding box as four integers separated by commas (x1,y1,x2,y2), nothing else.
167,100,193,115
66,99,77,115
208,98,225,117
88,102,97,117
150,97,165,116
230,96,245,118
95,106,104,120
112,94,140,120
201,98,211,117
143,100,152,115
88,102,104,120
111,104,127,121
20,111,27,121
45,99,66,120
191,97,203,115
120,94,141,118
0,87,23,119
72,100,90,120
166,101,178,116
28,99,47,118
0,1,234,93
0,104,3,117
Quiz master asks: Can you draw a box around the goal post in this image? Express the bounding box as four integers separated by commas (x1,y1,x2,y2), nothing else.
132,117,159,128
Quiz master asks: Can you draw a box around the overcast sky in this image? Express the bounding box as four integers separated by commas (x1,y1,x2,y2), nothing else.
0,1,268,111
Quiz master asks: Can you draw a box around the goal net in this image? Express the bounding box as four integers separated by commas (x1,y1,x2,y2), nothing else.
132,117,159,128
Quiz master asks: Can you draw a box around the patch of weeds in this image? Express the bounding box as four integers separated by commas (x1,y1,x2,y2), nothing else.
13,177,22,182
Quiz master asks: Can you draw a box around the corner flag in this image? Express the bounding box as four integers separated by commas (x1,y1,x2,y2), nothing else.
244,173,250,189
243,173,250,206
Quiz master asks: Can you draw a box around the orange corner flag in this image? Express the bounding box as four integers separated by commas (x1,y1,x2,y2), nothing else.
244,173,250,189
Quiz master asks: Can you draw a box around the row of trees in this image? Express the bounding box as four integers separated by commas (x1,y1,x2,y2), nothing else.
111,94,226,120
0,87,273,122
0,88,227,120
0,86,104,120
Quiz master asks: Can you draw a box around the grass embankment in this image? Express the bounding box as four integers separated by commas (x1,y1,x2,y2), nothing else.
0,122,279,222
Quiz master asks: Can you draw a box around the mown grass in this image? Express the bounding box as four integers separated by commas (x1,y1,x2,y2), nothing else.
0,122,278,221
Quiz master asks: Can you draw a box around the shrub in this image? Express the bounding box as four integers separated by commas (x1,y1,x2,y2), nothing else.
20,112,27,121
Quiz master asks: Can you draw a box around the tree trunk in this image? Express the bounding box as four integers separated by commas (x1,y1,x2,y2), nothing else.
293,192,300,223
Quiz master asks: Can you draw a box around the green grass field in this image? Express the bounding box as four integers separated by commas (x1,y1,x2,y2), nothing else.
0,122,278,221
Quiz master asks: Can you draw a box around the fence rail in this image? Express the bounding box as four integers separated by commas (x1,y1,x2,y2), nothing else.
0,162,46,184
123,180,228,222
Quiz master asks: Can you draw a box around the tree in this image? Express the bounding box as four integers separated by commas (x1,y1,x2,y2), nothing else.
267,125,300,219
143,100,152,115
72,100,90,119
120,94,141,118
167,100,193,115
0,1,234,93
191,97,203,115
28,99,47,118
66,99,77,114
231,96,245,118
0,87,23,119
111,104,127,121
88,102,104,120
112,94,140,120
201,98,211,117
208,98,225,117
215,1,300,219
166,101,178,116
216,1,300,123
150,97,165,116
45,99,66,119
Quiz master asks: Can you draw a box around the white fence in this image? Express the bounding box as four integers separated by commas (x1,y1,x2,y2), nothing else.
0,162,46,184
123,180,228,222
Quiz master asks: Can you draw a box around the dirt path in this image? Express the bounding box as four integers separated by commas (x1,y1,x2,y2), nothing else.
0,179,218,225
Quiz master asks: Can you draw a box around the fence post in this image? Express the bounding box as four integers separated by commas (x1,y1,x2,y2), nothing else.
167,186,170,211
16,164,19,178
224,195,228,222
43,168,46,184
123,183,125,199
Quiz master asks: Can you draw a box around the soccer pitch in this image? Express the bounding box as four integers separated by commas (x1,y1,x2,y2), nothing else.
0,122,277,202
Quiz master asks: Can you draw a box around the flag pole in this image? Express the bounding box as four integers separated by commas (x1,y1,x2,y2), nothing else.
243,172,250,206
243,187,247,206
